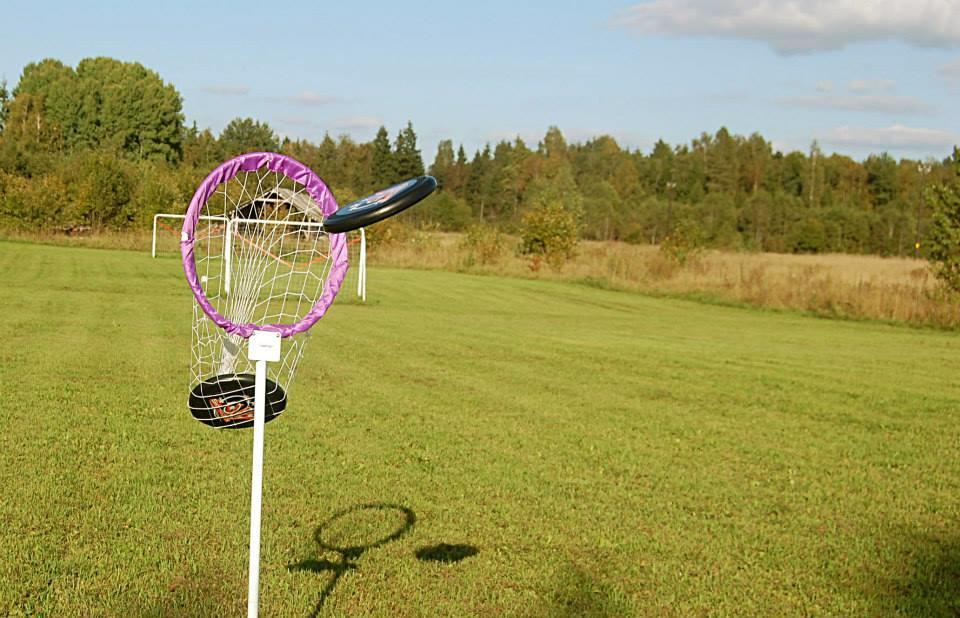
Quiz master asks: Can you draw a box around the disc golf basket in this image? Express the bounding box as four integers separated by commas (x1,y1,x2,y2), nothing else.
179,152,435,616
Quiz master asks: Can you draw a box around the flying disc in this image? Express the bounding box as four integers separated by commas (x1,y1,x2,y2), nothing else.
322,176,436,233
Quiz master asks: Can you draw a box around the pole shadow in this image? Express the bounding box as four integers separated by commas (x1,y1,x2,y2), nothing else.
287,503,416,617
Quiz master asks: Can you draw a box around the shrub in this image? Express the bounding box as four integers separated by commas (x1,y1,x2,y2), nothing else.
660,219,704,266
927,172,960,293
520,202,579,270
363,216,413,248
417,191,472,231
460,224,505,266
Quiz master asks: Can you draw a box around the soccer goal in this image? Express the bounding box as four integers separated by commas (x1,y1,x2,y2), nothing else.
152,213,366,302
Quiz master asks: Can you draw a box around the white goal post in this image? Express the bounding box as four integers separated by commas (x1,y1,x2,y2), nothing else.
152,213,367,302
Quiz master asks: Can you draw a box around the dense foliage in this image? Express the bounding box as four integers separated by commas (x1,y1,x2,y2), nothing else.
927,154,960,292
0,56,957,263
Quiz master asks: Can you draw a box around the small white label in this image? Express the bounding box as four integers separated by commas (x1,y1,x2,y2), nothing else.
248,330,281,362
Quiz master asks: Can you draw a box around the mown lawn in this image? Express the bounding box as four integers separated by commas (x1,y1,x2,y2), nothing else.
1,240,959,616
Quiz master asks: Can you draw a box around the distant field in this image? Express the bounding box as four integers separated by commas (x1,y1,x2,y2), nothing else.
10,227,960,328
1,241,959,616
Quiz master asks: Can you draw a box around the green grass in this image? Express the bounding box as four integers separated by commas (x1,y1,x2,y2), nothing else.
1,240,959,616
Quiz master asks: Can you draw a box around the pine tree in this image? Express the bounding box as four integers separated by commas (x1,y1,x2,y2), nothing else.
0,79,9,133
393,121,424,179
466,145,493,220
430,139,455,189
370,125,394,187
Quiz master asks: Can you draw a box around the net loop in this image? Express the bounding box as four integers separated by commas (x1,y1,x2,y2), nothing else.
180,151,348,339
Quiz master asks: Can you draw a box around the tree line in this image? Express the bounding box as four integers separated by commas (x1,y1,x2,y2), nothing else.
1,56,958,259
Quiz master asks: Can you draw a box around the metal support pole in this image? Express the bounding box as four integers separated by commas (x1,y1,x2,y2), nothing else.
152,214,160,258
359,228,367,303
245,330,280,618
247,357,267,618
225,219,233,296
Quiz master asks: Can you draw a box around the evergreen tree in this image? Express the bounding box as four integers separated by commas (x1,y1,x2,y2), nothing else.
864,153,899,208
0,79,9,133
370,125,394,188
430,139,455,189
393,121,424,179
181,122,222,169
466,145,494,219
317,134,338,175
446,144,469,196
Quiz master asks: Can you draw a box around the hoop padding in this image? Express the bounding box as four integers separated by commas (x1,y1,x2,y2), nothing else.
181,152,347,338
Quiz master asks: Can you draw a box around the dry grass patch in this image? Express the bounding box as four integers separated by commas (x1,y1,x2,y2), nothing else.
6,227,958,327
369,232,960,328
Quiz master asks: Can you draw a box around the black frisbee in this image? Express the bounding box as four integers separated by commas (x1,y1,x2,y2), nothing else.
323,176,436,233
188,373,287,429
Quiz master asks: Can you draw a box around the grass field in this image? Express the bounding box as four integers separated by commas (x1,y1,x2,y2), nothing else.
14,227,960,328
2,240,960,616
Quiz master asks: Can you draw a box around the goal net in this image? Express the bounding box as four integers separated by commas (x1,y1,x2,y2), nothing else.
156,214,366,302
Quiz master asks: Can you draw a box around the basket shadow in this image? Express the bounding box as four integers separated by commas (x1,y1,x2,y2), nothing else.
415,542,479,564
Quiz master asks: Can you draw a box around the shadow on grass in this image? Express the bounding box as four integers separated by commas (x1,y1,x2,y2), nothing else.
135,567,244,617
415,542,479,564
287,503,416,617
875,531,960,616
536,563,635,618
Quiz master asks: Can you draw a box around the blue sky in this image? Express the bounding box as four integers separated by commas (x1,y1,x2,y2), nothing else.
3,1,960,163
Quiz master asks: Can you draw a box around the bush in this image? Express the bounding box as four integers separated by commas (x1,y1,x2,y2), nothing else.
134,162,183,227
660,219,704,266
0,170,71,230
363,216,414,248
519,202,579,270
927,174,960,293
416,191,472,231
460,224,505,266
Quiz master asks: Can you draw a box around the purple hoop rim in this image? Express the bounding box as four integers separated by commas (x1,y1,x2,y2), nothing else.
180,152,348,339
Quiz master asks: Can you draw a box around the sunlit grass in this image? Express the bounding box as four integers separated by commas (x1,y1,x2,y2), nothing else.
1,240,959,616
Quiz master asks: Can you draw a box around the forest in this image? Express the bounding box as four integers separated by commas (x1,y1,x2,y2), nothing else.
1,56,958,258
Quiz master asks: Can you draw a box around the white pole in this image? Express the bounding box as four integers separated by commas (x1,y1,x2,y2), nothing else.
359,228,367,303
245,331,280,618
150,214,227,258
247,357,267,618
225,219,233,296
152,214,160,258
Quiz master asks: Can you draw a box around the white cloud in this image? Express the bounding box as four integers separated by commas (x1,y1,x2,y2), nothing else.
278,115,314,126
483,129,542,145
614,1,960,54
778,94,931,113
815,80,833,93
848,79,895,93
820,124,959,150
484,127,651,150
289,91,337,106
332,115,382,131
565,128,652,150
938,57,960,84
200,85,249,96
